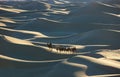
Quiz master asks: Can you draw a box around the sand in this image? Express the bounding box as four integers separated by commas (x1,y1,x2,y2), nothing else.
0,0,120,77
0,6,27,13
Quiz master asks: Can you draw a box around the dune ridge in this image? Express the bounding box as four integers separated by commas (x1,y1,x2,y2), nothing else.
0,0,120,77
0,7,27,13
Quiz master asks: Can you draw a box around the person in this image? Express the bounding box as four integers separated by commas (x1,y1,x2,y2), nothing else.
47,42,52,48
71,47,76,52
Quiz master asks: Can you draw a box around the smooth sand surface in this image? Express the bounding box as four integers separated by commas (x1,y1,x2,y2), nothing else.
0,0,120,77
0,7,27,13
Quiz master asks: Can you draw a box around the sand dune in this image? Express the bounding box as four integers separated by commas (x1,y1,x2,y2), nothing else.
0,7,27,13
97,49,120,60
105,12,120,18
96,1,117,8
0,54,65,63
0,0,120,77
0,35,76,60
44,54,120,77
0,22,6,27
0,27,48,38
3,35,34,45
0,17,16,23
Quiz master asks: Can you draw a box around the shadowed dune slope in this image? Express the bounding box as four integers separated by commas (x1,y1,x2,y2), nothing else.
0,0,120,77
0,35,74,61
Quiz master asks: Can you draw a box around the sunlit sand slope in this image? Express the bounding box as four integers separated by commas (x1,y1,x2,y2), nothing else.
0,0,120,77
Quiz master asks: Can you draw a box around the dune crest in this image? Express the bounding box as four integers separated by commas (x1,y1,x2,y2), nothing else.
0,27,48,39
0,17,16,23
0,22,6,27
0,6,27,13
3,35,34,45
105,12,120,18
0,54,65,63
0,0,120,77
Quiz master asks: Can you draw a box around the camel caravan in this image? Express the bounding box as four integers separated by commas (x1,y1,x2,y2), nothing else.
47,42,77,52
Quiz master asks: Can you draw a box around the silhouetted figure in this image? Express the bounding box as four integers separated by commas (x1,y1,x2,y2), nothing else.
55,46,77,52
63,47,76,52
47,43,77,53
55,45,61,51
66,47,71,51
47,42,52,48
71,47,77,52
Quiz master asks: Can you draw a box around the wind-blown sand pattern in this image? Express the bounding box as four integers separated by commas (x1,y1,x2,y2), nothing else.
0,0,120,77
